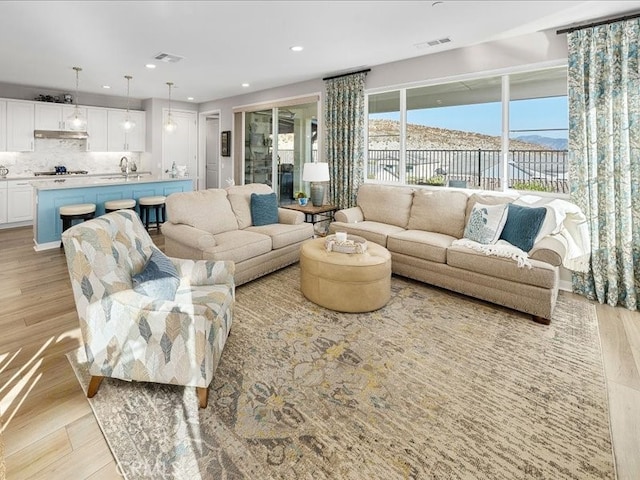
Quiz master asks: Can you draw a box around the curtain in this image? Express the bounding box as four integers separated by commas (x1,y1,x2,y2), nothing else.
568,19,640,310
324,72,366,209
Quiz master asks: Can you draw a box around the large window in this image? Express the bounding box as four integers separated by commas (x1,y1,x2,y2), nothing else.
366,66,568,193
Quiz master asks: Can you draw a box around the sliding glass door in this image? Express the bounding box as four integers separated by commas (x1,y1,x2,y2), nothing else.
243,102,318,205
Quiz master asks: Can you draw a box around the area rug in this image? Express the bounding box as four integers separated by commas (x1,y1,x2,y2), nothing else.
67,265,615,480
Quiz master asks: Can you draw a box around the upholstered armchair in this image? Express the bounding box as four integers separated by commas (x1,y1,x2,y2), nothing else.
62,209,235,408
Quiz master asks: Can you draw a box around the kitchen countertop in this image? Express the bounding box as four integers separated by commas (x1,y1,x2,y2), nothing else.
0,171,155,182
31,173,192,191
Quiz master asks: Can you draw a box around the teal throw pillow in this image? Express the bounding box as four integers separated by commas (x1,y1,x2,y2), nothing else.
463,202,509,244
499,203,547,252
250,192,279,226
132,248,180,301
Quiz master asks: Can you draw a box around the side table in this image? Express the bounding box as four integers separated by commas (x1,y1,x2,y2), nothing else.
281,203,338,231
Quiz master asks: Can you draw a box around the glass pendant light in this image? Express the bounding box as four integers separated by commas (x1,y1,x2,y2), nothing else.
121,75,136,132
164,81,178,133
67,66,87,131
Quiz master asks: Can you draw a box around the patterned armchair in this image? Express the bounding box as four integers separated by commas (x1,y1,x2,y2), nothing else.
62,210,235,408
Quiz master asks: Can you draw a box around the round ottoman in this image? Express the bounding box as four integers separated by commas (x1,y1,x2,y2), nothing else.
300,237,391,313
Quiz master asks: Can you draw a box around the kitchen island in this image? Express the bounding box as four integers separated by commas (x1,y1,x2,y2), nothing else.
32,175,193,250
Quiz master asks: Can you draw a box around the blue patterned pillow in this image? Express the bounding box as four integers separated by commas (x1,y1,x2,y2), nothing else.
499,203,547,252
250,192,279,226
463,202,509,244
132,248,180,301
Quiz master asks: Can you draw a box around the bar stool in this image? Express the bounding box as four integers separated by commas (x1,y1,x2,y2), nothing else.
138,196,166,232
104,198,137,213
60,203,96,248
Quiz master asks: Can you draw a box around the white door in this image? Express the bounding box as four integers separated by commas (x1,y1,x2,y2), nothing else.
205,117,220,189
162,109,197,182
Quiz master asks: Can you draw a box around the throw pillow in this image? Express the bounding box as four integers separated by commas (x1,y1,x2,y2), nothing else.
463,202,509,244
499,203,547,252
132,248,180,301
250,192,279,226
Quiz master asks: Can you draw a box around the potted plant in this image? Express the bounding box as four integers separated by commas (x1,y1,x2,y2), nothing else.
295,191,308,206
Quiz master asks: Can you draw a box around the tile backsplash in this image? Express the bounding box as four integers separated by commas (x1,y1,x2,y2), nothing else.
0,139,146,176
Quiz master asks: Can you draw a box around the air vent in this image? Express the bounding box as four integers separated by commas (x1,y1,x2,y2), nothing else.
153,52,184,63
414,37,452,49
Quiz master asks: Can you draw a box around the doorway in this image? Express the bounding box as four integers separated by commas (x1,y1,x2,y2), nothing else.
205,116,220,189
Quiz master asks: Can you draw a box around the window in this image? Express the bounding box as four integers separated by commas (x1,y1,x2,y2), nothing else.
365,65,568,193
367,91,400,182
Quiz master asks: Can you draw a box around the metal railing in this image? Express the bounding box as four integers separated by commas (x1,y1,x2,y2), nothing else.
367,149,569,193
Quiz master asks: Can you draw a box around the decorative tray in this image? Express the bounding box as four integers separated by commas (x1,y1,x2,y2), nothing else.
325,234,368,254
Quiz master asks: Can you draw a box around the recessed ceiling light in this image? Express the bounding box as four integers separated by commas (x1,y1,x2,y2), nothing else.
187,97,194,101
290,46,304,52
102,85,111,89
145,63,156,69
242,83,250,88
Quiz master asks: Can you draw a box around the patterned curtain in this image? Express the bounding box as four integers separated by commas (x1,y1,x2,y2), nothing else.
568,19,640,310
324,72,366,209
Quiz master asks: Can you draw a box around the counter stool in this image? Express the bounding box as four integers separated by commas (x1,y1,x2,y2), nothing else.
104,198,137,213
60,203,96,248
138,196,166,232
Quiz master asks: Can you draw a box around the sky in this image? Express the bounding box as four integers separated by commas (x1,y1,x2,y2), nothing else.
373,96,568,139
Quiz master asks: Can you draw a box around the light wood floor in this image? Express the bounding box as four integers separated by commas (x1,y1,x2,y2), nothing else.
0,226,638,479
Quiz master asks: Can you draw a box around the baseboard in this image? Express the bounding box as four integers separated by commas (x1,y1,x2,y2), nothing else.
559,279,572,292
33,240,61,251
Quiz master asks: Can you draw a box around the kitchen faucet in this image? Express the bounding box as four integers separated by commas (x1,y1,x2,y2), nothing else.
120,156,130,174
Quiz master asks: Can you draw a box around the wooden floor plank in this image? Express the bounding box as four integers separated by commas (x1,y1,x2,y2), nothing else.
607,380,640,480
5,428,72,480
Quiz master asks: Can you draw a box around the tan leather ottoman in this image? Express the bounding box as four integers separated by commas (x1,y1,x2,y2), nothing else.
300,237,392,312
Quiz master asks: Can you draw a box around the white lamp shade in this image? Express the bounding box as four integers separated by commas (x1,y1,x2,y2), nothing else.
302,162,330,182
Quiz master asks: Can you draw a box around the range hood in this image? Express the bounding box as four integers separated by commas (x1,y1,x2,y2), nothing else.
34,130,89,140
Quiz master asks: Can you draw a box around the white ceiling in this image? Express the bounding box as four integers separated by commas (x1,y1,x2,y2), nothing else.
1,1,639,104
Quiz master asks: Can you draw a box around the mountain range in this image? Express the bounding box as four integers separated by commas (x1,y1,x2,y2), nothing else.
368,119,567,151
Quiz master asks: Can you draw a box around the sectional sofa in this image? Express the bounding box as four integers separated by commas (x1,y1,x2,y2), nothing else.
162,183,314,286
329,184,571,324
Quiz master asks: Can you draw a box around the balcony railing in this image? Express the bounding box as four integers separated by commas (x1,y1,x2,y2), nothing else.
367,149,569,193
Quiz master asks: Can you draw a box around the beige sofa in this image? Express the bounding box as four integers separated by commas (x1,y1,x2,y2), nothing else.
162,184,314,286
329,184,570,323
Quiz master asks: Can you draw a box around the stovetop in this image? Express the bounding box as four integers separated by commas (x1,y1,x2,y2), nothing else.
34,170,89,176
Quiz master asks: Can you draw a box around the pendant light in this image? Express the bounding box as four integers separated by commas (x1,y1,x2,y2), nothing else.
67,66,87,131
121,75,136,132
164,82,177,133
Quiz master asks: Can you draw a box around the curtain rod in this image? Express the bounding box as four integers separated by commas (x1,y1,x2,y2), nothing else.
556,10,640,35
322,68,371,81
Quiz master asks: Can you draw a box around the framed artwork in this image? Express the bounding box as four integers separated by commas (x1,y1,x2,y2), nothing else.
221,131,231,157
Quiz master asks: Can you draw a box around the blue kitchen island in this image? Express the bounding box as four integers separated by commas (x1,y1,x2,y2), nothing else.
32,175,193,250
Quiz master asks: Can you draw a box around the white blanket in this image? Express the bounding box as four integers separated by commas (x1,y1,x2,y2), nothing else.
452,196,591,272
452,238,532,268
514,195,591,273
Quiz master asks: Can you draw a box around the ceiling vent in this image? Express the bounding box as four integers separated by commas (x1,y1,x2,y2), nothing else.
153,52,184,63
414,37,452,49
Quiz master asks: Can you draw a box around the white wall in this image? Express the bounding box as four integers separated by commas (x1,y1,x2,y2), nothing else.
197,29,568,184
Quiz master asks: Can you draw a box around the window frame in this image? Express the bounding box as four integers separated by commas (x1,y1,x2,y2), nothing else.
364,60,569,197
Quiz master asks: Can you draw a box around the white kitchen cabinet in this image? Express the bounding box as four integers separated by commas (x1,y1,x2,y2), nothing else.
35,103,87,131
6,101,34,151
7,180,34,223
0,182,7,224
86,107,108,151
0,101,6,151
107,110,146,151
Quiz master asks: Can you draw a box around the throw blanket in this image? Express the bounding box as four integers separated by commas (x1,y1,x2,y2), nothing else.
453,196,591,272
452,238,532,268
515,196,591,273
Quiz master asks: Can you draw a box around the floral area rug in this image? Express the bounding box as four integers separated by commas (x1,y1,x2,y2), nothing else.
67,265,615,479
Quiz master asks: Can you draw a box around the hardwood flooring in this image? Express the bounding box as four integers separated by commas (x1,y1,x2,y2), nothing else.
0,226,638,479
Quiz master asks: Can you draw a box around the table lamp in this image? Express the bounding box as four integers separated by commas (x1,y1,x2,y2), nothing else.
303,162,330,206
